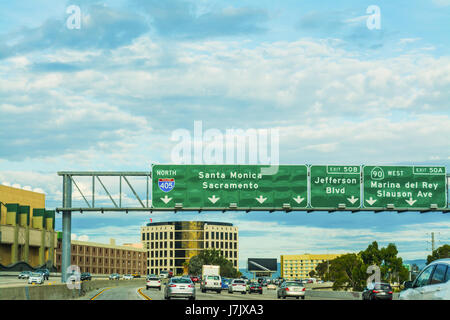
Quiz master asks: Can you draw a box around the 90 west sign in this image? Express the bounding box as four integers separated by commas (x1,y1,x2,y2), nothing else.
363,166,447,209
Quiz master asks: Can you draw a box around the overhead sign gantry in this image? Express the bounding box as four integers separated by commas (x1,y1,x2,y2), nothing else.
56,165,449,282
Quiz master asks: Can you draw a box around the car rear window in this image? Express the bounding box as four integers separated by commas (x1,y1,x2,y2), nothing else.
172,278,192,284
148,277,159,280
207,276,220,280
374,284,392,290
234,280,245,284
285,282,301,286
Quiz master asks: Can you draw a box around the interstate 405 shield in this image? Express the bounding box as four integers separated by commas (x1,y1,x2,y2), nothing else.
363,166,447,209
152,164,308,209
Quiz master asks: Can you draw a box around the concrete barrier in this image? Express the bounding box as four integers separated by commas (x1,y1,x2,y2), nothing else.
0,279,146,300
306,290,362,300
306,290,401,300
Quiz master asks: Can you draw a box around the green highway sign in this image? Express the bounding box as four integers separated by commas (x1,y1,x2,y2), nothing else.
310,165,361,208
152,164,308,209
363,166,447,209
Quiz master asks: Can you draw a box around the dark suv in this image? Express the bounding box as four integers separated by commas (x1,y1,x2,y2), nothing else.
362,283,393,300
80,272,92,281
36,269,50,280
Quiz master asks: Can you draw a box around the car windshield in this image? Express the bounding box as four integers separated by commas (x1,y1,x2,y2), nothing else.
207,276,220,280
171,278,192,284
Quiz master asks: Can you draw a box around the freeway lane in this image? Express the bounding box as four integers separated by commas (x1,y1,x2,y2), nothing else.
78,284,149,300
79,284,351,300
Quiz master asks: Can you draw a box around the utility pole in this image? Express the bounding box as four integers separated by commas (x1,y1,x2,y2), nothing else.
431,232,435,253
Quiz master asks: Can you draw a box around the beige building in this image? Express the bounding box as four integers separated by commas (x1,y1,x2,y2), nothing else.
141,221,239,276
55,237,147,275
280,254,342,280
0,185,57,267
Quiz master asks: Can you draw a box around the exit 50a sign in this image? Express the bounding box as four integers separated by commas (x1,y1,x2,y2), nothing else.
363,166,447,209
152,164,448,210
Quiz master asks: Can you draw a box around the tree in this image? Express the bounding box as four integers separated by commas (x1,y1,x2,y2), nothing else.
427,244,450,264
187,249,241,278
310,242,410,291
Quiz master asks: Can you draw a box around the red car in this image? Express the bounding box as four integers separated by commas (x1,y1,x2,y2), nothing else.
191,276,200,283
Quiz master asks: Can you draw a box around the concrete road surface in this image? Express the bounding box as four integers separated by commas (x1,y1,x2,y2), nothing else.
79,284,346,300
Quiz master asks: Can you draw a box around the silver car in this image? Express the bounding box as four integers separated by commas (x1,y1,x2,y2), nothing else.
277,281,306,299
164,277,196,300
28,272,44,285
18,271,32,279
400,258,450,300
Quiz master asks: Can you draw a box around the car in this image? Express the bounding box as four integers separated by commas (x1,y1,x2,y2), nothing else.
222,278,231,290
164,276,195,300
400,258,450,300
201,275,222,293
109,273,120,280
247,281,263,294
362,283,393,300
123,274,133,280
146,275,162,290
28,272,44,285
267,283,277,290
228,279,247,294
18,271,32,279
35,268,50,280
277,281,306,299
80,272,92,281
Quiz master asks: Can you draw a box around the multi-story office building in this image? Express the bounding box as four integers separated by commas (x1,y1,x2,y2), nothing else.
141,221,239,275
280,254,341,280
0,184,57,268
55,237,147,275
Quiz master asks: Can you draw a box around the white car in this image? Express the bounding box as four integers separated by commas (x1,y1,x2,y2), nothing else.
146,276,162,290
400,259,450,300
28,272,44,285
267,283,277,290
228,279,247,294
123,274,133,280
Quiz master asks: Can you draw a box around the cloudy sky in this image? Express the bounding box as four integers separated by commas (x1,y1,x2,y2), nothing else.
1,0,449,267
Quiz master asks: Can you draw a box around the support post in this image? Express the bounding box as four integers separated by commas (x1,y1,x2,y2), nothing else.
61,175,72,283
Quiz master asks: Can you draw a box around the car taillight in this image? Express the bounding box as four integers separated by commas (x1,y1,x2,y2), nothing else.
388,291,392,294
302,287,306,291
169,284,176,287
232,284,237,286
285,287,289,291
188,285,194,288
373,290,379,293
